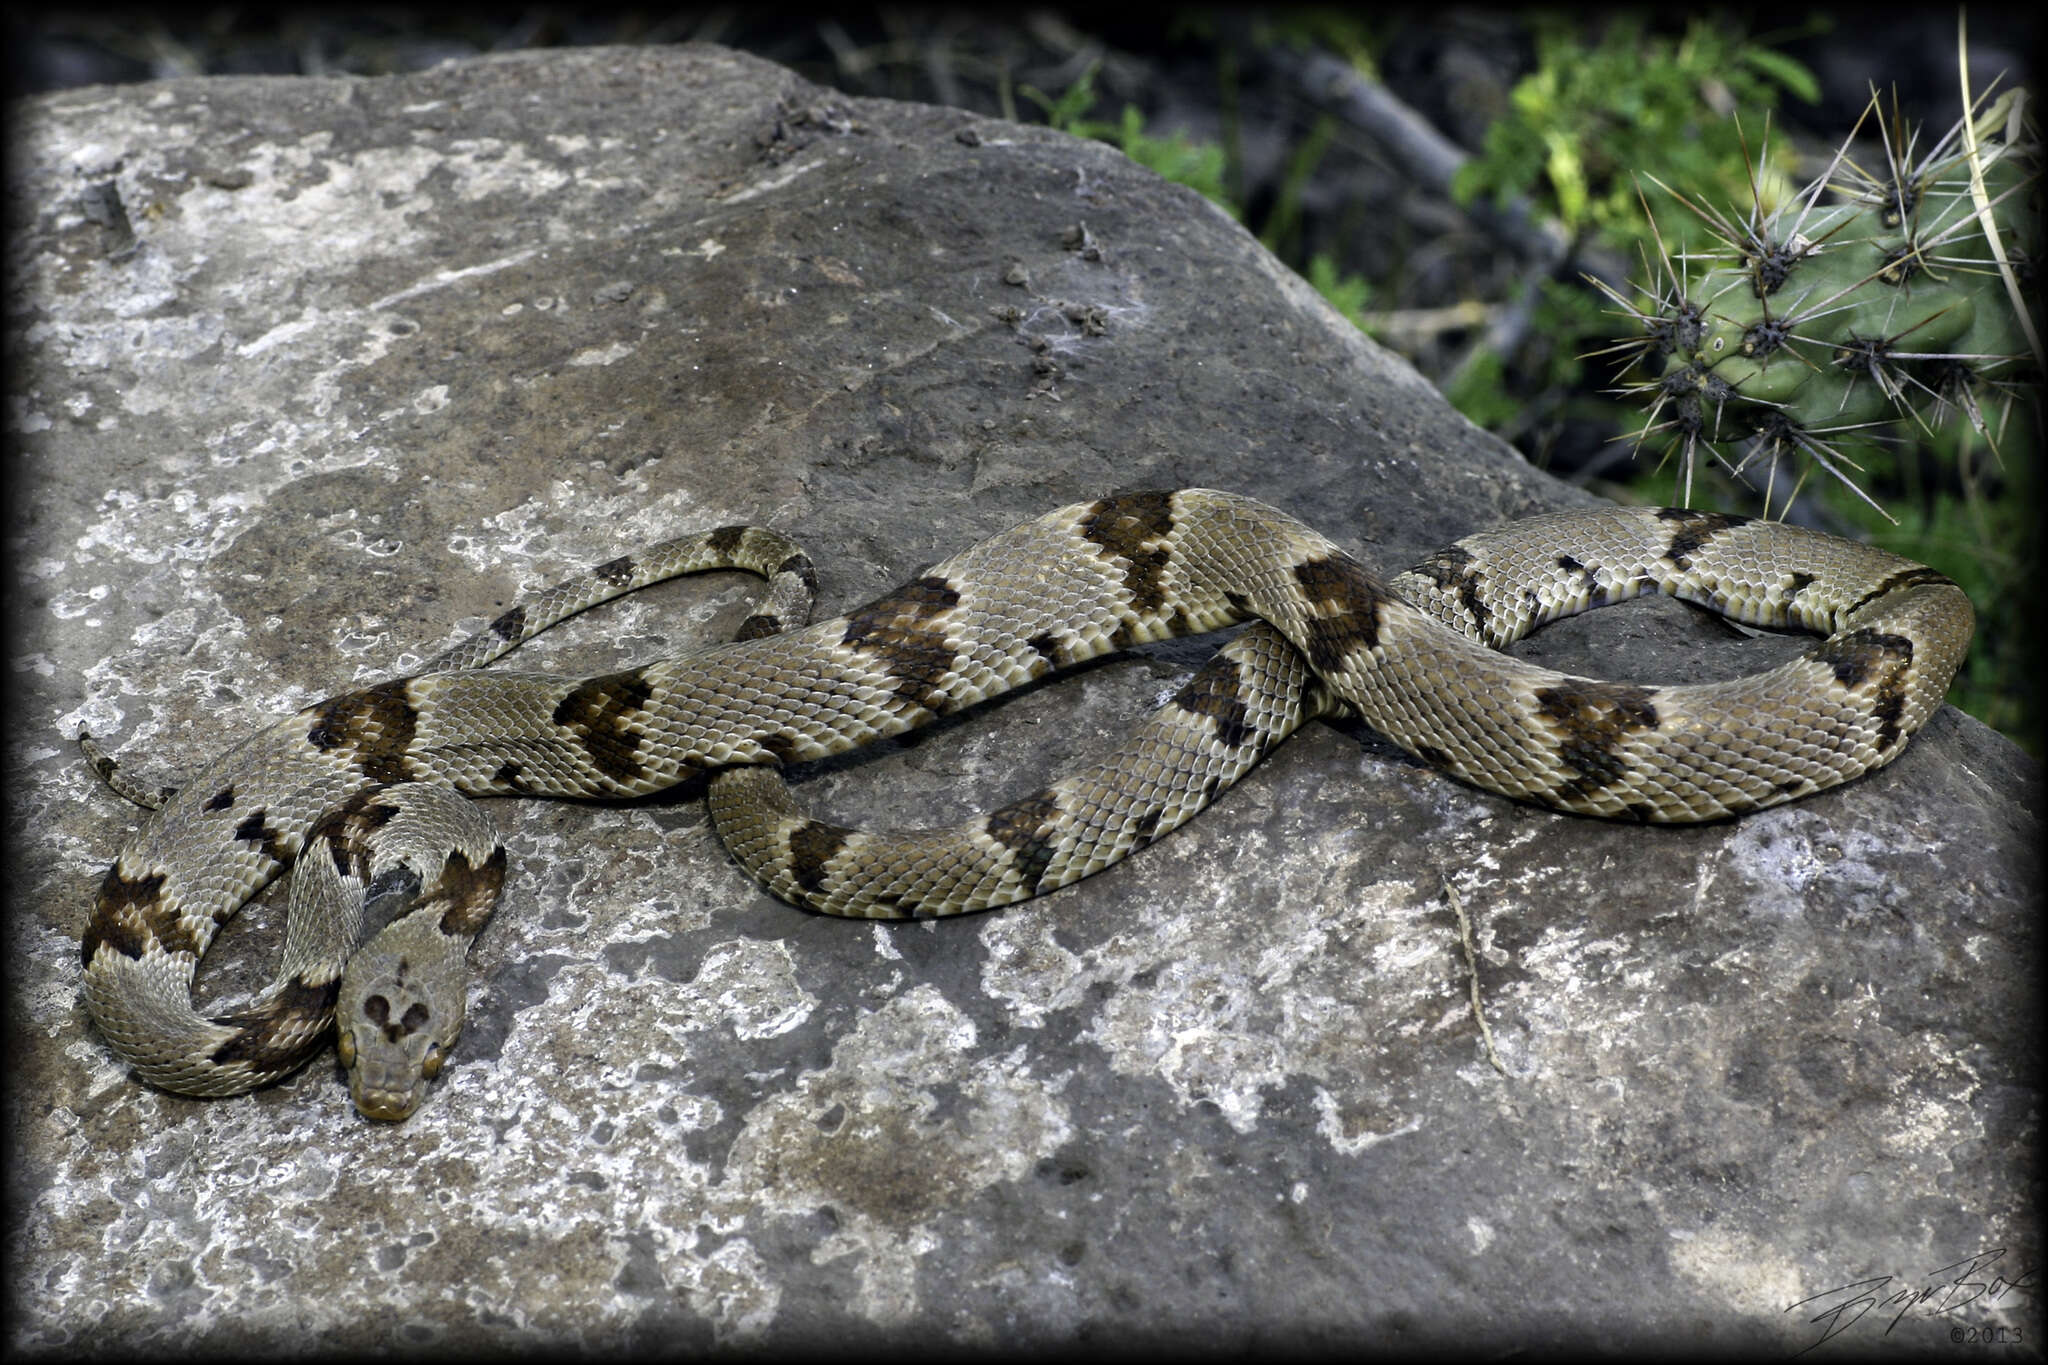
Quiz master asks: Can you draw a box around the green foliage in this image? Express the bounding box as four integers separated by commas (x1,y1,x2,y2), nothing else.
1306,252,1372,331
1445,349,1520,431
1822,422,2038,752
1526,277,1609,393
1251,9,1384,73
1438,15,1829,471
1604,83,2042,749
1022,63,1236,216
1097,105,1235,214
1260,113,1339,258
1452,14,1821,249
1019,65,1103,132
1608,90,2039,515
1018,63,1387,339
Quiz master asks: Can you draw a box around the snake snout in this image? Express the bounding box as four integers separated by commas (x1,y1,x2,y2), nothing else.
348,1059,429,1122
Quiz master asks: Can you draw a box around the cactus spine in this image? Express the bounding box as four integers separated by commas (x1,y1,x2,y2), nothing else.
1605,87,2038,512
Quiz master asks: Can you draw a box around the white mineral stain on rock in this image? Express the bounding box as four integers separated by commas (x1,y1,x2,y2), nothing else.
9,396,52,432
707,985,1072,1329
979,783,1455,1138
443,138,571,202
237,315,323,357
1720,806,1907,919
47,584,109,619
1312,1088,1422,1155
1665,1227,1807,1334
570,341,636,366
183,949,1066,1340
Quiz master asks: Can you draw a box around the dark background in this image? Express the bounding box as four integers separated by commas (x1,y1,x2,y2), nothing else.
12,6,2036,482
11,5,2041,745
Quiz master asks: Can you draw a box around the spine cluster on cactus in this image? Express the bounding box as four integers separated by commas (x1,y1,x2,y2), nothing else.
1601,87,2038,514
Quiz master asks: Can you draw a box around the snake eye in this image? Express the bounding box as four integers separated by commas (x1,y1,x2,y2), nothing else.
421,1043,444,1079
336,1029,356,1067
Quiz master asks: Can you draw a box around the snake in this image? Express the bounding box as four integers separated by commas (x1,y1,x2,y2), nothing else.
79,489,1975,1119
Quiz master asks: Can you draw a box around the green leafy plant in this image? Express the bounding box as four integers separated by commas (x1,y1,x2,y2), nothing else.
1016,64,1405,340
1440,15,1828,455
1305,252,1373,332
1453,14,1821,249
1022,63,1235,216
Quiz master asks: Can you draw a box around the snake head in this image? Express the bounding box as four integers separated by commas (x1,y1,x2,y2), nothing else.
335,911,468,1121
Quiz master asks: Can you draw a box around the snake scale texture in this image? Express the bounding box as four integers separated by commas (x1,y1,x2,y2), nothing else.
81,489,1974,1118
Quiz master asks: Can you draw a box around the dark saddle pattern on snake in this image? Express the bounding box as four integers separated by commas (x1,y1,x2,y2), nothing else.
81,490,1974,1115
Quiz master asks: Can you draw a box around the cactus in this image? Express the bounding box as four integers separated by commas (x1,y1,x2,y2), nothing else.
1601,87,2039,514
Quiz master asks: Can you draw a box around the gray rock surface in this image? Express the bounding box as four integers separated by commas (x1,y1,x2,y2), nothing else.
7,44,2038,1354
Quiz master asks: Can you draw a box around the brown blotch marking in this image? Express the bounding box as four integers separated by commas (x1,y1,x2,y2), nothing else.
1407,543,1491,636
324,832,358,878
1842,566,1956,617
335,789,405,823
207,974,341,1073
203,785,236,812
422,845,508,939
840,576,962,716
706,525,750,558
489,604,528,642
1812,629,1914,750
1110,604,1188,648
1025,631,1064,673
1291,554,1390,674
777,552,819,594
551,670,657,785
232,810,290,863
363,993,433,1045
1533,678,1662,801
592,554,637,587
1655,507,1752,570
986,788,1064,893
144,900,209,960
1813,629,1915,687
313,794,405,882
1624,802,1657,823
1556,554,1603,602
736,613,784,641
1130,805,1165,847
787,821,852,897
1784,571,1817,605
306,679,421,784
1078,491,1176,615
1170,656,1256,751
82,868,169,964
491,761,533,794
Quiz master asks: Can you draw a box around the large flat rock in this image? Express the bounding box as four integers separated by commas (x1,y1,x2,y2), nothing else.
8,44,2037,1353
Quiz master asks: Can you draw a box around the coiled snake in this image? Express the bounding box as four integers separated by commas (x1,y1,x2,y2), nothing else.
80,490,1974,1119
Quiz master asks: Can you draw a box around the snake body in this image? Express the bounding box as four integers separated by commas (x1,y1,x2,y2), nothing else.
82,490,1974,1116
